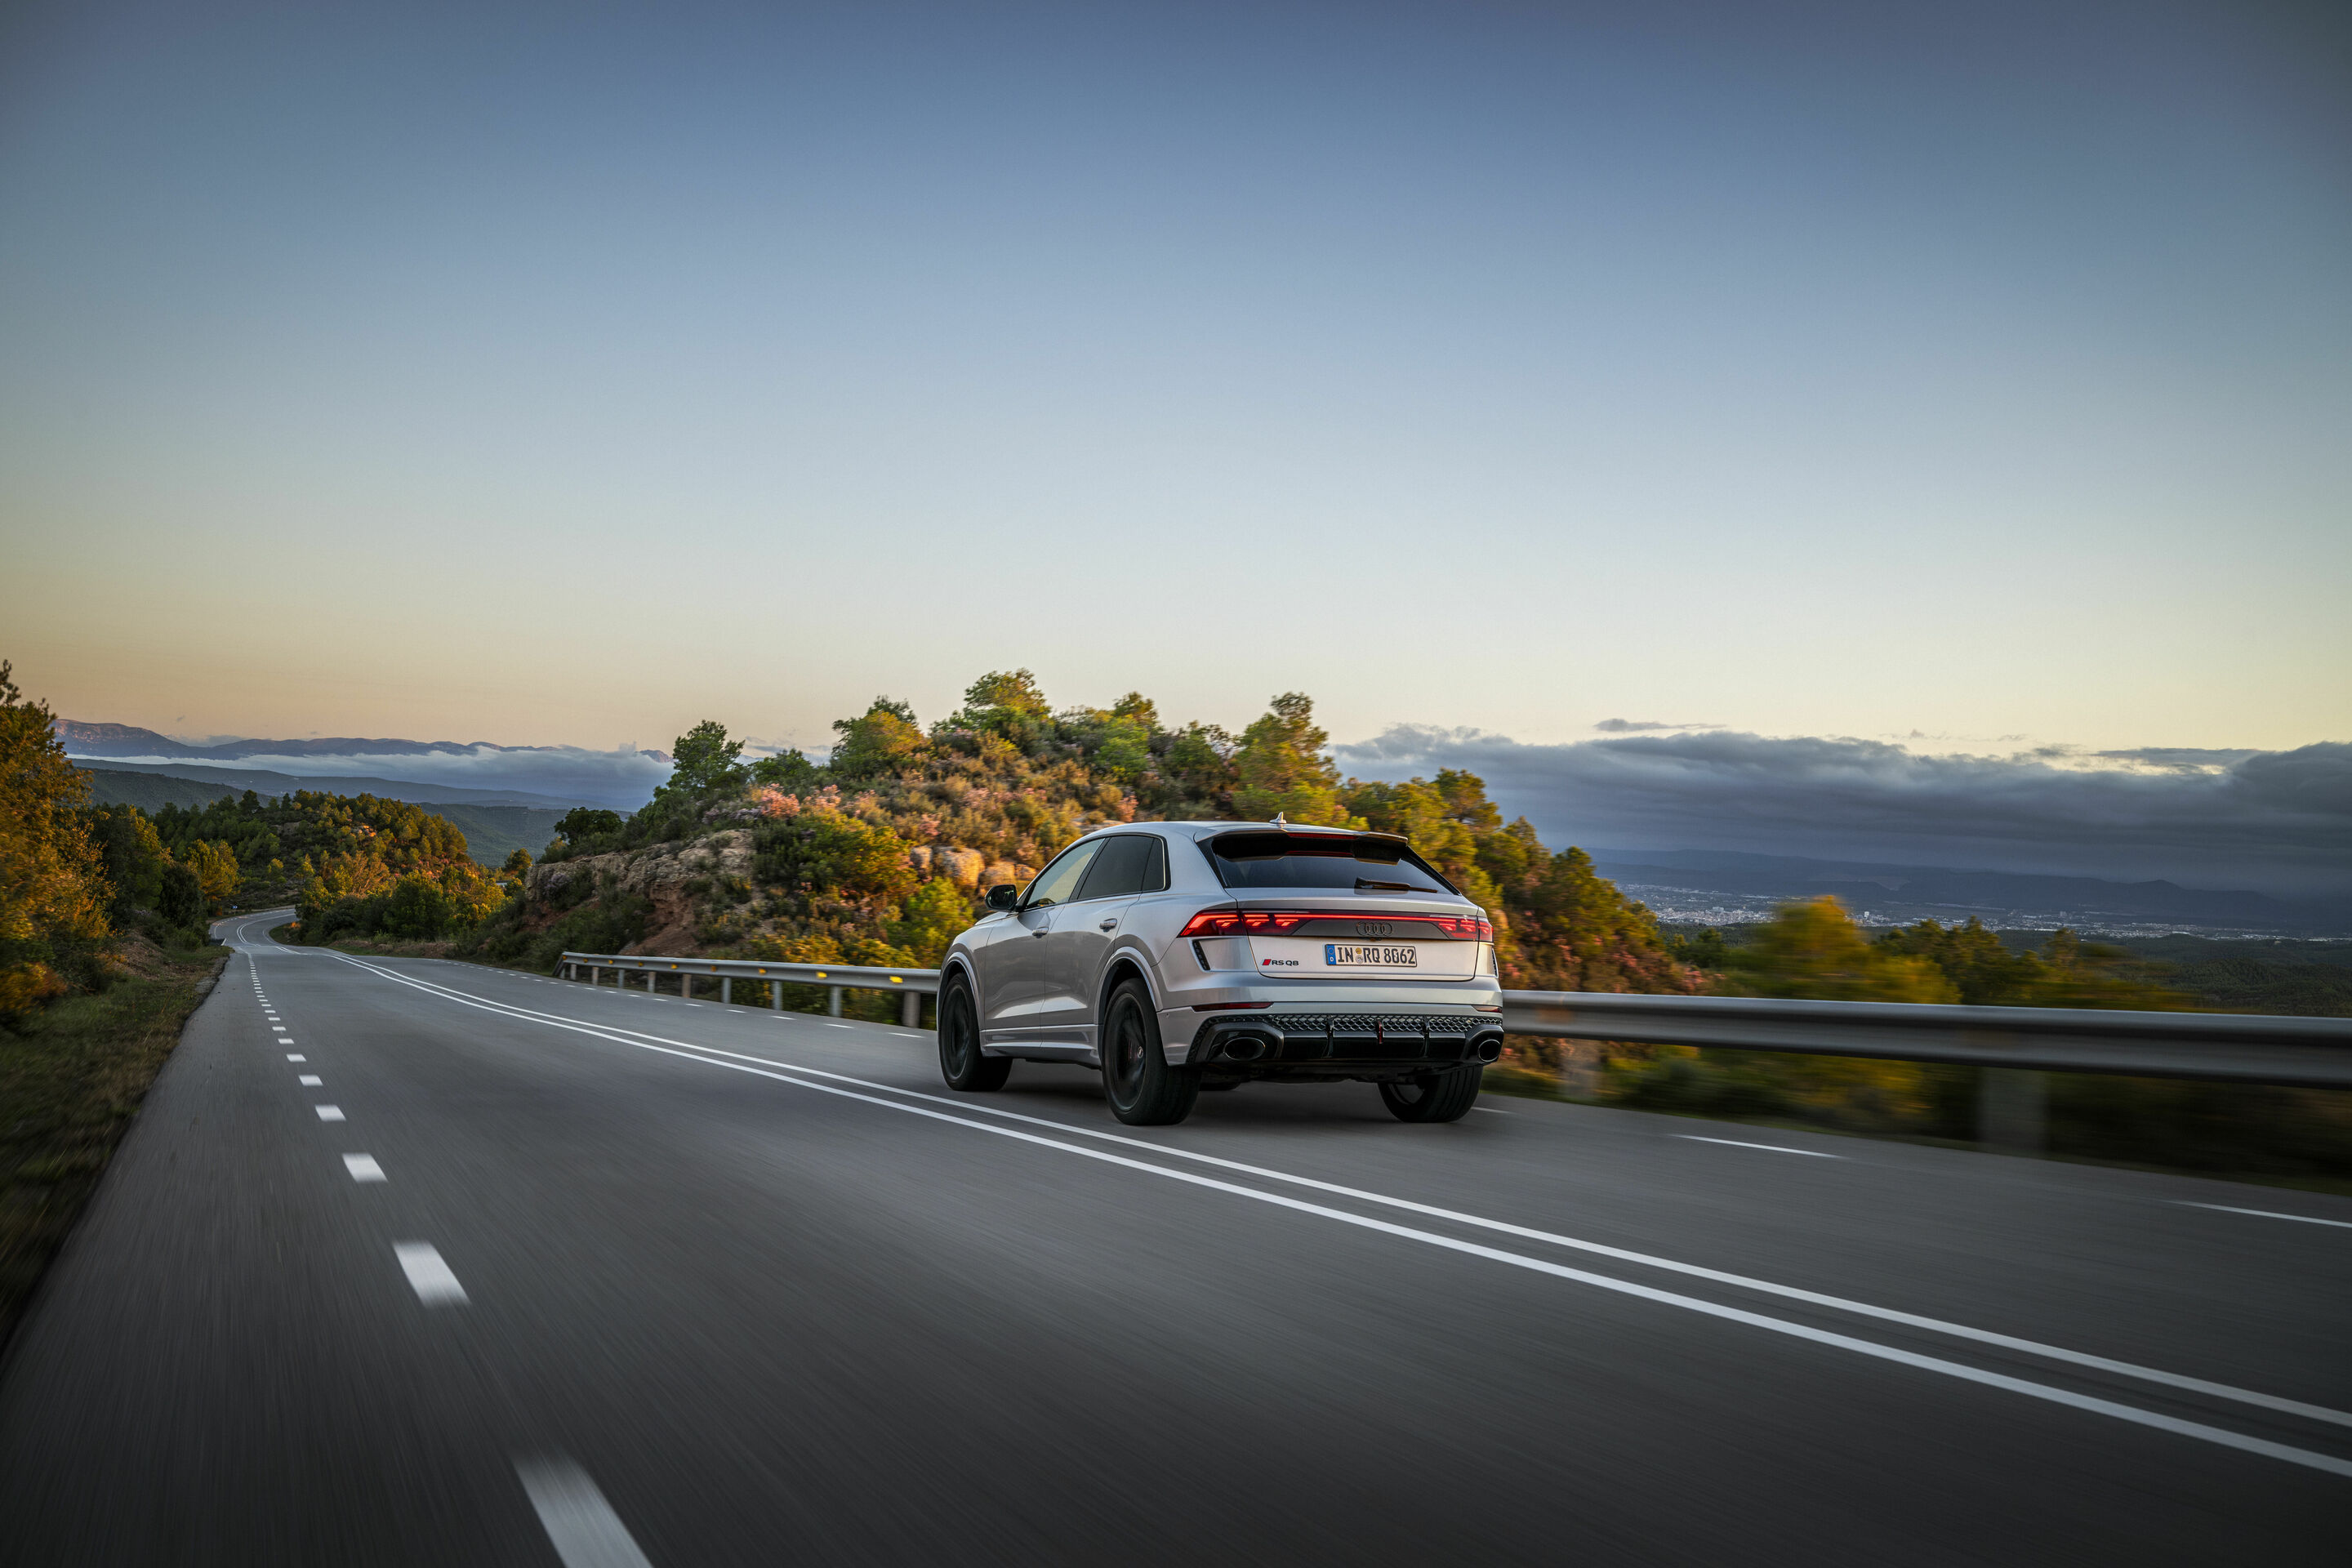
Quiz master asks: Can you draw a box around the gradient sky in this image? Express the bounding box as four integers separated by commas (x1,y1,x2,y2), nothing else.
3,0,2347,758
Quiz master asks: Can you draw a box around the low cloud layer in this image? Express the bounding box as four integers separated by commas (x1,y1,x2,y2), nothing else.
1592,718,1721,733
1332,729,2352,897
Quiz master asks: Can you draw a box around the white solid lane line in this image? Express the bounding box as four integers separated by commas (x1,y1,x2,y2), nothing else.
315,1106,345,1122
393,1242,466,1306
319,952,2352,1476
2176,1201,2352,1231
515,1456,654,1568
299,1075,322,1086
345,1154,386,1183
1678,1135,1840,1158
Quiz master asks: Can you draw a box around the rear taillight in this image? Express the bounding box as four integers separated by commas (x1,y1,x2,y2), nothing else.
1177,909,1317,938
1178,909,1492,940
1428,914,1494,941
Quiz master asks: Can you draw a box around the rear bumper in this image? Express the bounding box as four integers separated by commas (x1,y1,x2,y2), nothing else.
1180,1009,1504,1078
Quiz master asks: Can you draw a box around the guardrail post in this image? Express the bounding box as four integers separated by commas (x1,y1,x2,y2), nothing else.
720,976,732,1004
828,986,843,1018
770,979,783,1010
902,991,920,1027
1979,1068,2047,1153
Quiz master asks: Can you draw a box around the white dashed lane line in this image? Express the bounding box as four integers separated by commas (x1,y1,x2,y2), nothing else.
298,1075,322,1086
286,1054,305,1062
344,1154,386,1183
315,1105,345,1122
2176,1201,2352,1231
515,1456,653,1568
393,1242,467,1306
1676,1135,1841,1158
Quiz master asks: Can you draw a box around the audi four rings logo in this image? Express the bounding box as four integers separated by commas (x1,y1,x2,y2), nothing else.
1354,920,1393,937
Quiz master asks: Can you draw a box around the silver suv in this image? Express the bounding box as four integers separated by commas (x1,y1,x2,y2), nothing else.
936,821,1504,1125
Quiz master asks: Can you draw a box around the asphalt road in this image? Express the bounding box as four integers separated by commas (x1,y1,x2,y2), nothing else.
2,912,2346,1565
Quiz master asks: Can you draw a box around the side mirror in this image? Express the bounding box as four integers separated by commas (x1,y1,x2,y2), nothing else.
984,884,1019,911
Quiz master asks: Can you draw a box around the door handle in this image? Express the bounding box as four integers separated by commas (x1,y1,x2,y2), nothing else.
1098,918,1119,931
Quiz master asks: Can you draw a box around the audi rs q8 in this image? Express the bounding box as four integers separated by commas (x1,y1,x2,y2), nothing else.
934,821,1504,1125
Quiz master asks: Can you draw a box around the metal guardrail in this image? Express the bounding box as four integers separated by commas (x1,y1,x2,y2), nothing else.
560,950,2352,1089
561,951,935,1025
1501,991,2352,1090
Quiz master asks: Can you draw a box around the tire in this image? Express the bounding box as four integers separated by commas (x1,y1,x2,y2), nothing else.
1100,978,1198,1125
1379,1064,1484,1124
939,973,1011,1092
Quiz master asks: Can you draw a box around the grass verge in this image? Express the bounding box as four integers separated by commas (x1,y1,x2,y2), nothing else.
0,938,229,1350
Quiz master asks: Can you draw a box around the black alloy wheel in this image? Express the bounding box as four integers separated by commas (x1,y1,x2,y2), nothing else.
1378,1064,1485,1123
1100,978,1199,1126
938,974,1011,1092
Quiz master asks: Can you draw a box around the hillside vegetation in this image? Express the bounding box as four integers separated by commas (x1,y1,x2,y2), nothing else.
462,673,1700,999
1,662,234,1343
80,765,568,871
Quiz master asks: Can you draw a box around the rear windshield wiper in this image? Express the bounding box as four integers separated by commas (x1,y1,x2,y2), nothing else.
1354,877,1414,892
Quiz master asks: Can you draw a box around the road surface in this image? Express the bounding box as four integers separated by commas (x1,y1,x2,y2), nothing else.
2,911,2345,1564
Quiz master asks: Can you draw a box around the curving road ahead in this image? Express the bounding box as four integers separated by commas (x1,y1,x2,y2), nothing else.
2,911,2346,1565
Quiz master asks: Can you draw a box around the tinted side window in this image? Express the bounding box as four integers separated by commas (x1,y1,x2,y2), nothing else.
1075,835,1160,902
1023,842,1102,908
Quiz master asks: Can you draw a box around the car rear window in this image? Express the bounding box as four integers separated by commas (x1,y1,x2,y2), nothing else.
1201,831,1459,894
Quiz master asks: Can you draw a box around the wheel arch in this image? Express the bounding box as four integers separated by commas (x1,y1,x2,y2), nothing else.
1098,949,1159,1022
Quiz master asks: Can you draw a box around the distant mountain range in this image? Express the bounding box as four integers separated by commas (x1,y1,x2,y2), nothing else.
59,721,672,810
1592,849,2352,937
58,720,644,763
78,760,588,811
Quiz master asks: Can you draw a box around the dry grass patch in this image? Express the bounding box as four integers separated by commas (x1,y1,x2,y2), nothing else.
0,937,228,1348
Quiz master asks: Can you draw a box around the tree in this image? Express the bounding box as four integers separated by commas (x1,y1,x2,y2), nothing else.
83,804,169,921
500,849,533,879
1232,693,1359,827
380,875,458,939
183,840,243,914
831,699,929,779
1152,722,1236,815
751,813,917,906
939,670,1052,753
157,862,205,929
665,721,746,796
0,660,110,1015
1509,845,1691,993
751,750,821,790
554,808,624,845
887,878,976,965
1874,920,2186,1010
1873,918,2047,1004
1721,898,1958,1004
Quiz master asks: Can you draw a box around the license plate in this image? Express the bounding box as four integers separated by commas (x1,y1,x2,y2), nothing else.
1325,943,1418,968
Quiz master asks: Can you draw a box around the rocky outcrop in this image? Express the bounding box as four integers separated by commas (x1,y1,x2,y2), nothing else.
524,832,755,953
978,858,1036,890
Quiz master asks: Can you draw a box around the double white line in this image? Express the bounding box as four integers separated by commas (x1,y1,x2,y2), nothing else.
326,952,2352,1481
